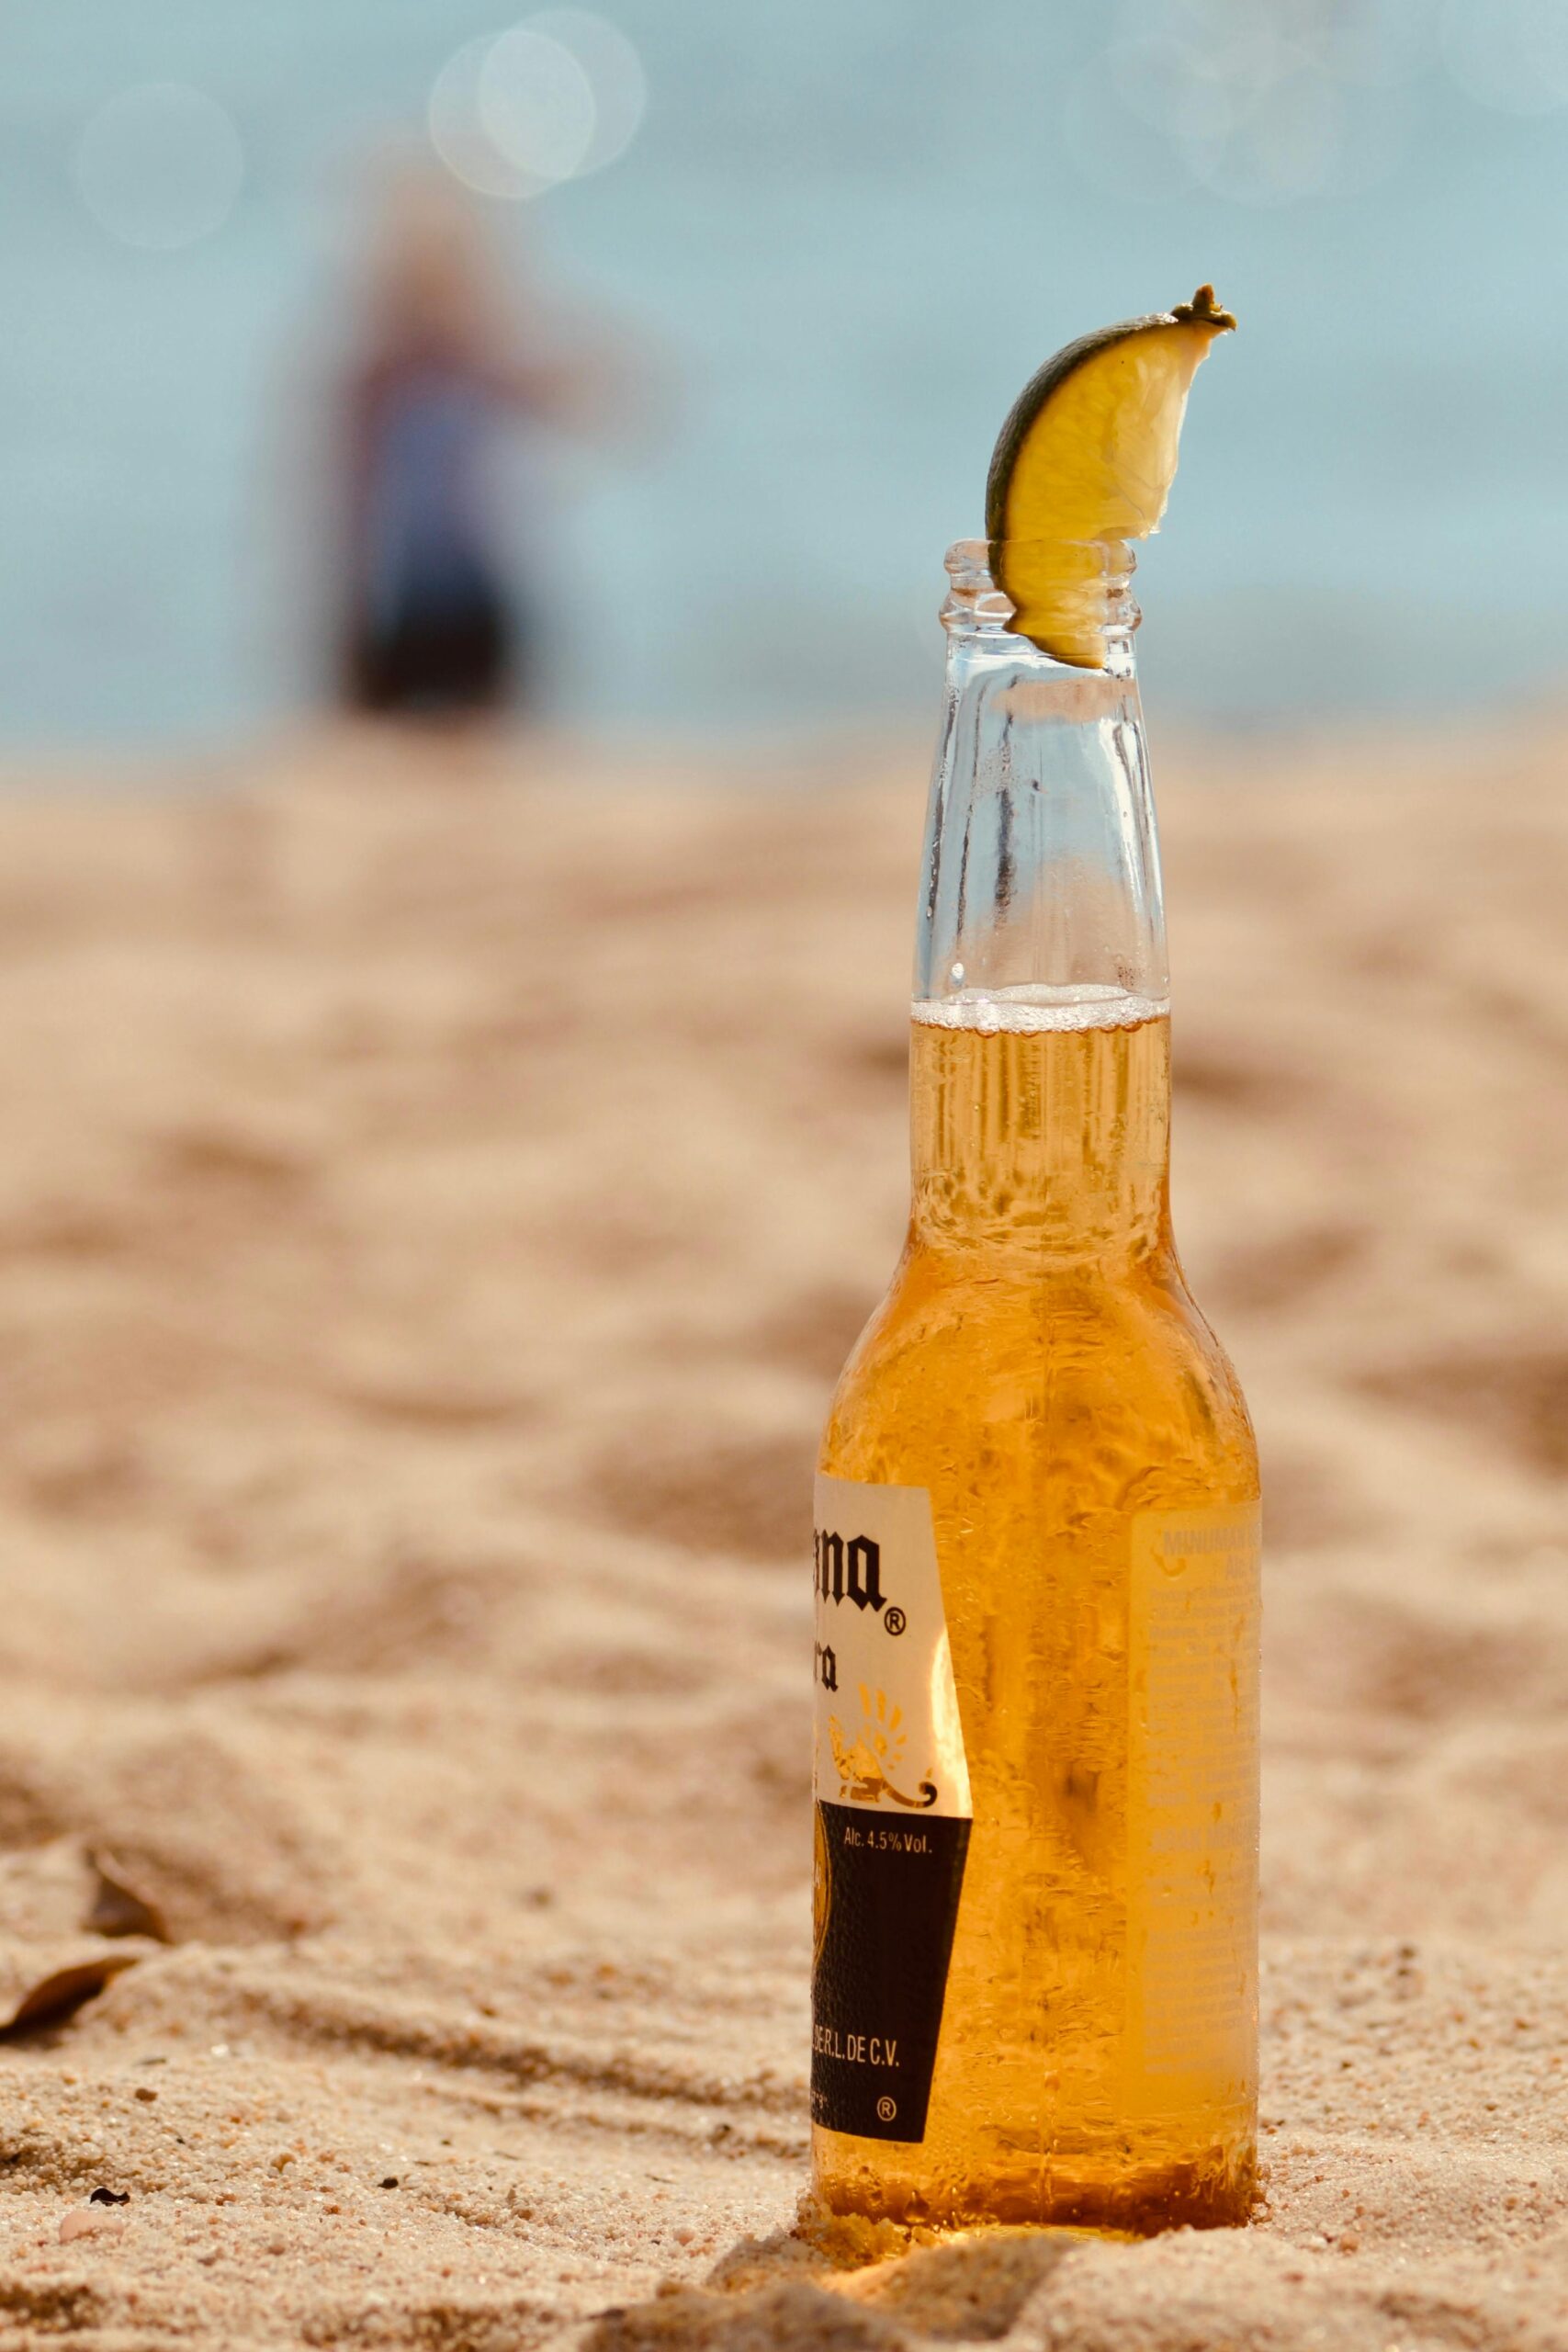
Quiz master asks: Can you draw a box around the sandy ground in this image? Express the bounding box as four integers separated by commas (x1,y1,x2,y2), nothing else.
0,718,1563,2349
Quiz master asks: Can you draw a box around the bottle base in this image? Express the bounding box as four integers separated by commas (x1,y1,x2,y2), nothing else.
811,2145,1257,2239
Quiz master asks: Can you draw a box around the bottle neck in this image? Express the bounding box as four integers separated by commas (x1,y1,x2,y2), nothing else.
915,540,1167,1017
908,541,1170,1261
909,1002,1170,1262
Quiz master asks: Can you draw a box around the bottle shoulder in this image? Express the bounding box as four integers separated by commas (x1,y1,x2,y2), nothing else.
819,1238,1258,1499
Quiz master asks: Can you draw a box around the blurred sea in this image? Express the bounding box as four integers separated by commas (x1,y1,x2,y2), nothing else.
1,0,1564,751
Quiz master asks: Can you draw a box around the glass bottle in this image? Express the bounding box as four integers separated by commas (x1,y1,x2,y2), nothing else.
810,538,1260,2233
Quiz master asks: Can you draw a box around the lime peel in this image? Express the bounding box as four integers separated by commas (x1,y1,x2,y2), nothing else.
985,286,1235,669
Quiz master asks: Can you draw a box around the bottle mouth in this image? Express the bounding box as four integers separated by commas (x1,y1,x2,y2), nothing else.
942,537,1139,645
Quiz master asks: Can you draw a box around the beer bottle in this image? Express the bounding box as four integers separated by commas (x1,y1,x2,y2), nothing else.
810,302,1259,2233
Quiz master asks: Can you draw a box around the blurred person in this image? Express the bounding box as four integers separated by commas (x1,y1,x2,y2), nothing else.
331,169,616,725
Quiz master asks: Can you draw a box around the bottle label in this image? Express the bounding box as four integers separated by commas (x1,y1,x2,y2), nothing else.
810,1474,971,2143
1125,1501,1261,2101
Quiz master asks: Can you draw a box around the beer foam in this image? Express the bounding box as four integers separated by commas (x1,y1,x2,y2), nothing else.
912,988,1170,1035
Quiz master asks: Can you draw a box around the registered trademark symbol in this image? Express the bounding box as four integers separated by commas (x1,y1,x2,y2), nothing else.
876,2097,897,2123
884,1607,907,1637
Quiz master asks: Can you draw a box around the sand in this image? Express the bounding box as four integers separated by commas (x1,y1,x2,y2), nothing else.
0,717,1563,2349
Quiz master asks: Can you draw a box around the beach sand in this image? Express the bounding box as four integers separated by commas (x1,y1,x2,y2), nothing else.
0,719,1564,2348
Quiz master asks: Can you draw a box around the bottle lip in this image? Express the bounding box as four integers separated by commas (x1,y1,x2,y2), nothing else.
942,536,1140,647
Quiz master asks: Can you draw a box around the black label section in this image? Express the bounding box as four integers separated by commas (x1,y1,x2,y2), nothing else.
810,1799,970,2143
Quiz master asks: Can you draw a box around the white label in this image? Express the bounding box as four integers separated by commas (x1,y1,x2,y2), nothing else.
812,1475,972,1823
1126,1501,1260,2097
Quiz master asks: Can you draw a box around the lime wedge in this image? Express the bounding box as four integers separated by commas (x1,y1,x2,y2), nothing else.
984,285,1235,668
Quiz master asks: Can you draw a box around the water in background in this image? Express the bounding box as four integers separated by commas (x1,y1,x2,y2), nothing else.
0,0,1563,750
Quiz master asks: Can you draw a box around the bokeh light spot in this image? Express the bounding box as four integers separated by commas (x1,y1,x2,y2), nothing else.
479,28,596,186
1061,51,1212,205
1194,62,1346,206
1308,0,1438,87
1108,36,1233,150
1083,8,1406,207
525,10,647,175
73,83,245,252
1441,0,1568,114
430,17,644,201
432,33,553,200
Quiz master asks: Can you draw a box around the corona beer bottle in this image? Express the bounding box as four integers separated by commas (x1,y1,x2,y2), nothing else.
810,523,1260,2233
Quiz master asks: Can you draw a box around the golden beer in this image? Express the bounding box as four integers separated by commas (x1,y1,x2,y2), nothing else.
808,534,1259,2235
814,1001,1258,2231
